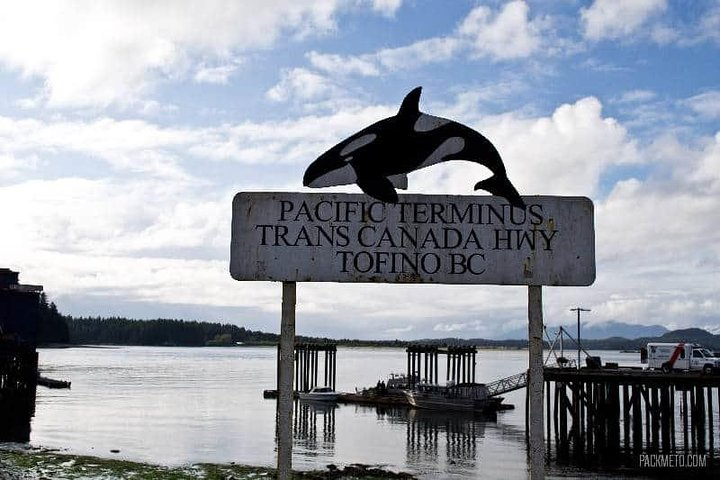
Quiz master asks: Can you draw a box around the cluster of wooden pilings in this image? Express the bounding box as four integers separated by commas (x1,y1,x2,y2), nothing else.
279,343,337,393
292,400,336,448
541,367,720,463
0,342,38,442
406,345,477,388
406,345,439,387
446,346,477,385
405,410,483,465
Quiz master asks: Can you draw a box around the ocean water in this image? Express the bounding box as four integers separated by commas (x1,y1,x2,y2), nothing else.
30,346,643,478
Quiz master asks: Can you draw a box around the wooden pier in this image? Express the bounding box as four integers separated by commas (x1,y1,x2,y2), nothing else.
541,366,720,463
0,343,38,442
0,268,42,443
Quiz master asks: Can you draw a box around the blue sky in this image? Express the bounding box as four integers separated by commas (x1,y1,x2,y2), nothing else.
0,0,718,340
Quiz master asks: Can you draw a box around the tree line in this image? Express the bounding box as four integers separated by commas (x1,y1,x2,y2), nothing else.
38,293,69,344
37,295,719,349
64,316,280,346
37,296,280,346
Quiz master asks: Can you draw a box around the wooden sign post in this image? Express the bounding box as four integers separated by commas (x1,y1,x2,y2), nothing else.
230,192,595,479
277,281,295,478
528,285,544,477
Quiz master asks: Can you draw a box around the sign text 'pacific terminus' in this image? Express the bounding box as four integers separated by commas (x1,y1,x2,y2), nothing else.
230,192,595,286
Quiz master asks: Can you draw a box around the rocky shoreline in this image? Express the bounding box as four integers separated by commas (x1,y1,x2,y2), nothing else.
0,445,417,479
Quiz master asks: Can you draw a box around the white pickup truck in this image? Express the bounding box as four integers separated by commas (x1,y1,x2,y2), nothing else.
645,342,720,374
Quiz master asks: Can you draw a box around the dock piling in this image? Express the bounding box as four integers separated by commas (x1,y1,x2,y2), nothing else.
543,367,720,464
289,343,336,393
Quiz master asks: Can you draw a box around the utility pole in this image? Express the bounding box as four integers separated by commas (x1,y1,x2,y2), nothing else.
570,307,590,369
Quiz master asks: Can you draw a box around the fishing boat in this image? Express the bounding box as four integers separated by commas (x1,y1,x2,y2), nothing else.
298,386,339,401
403,382,504,413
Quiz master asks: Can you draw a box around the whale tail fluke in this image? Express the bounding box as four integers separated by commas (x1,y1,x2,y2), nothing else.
475,175,526,210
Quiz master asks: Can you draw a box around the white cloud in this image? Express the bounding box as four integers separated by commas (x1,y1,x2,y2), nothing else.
0,116,199,179
370,0,402,17
376,37,463,69
0,153,39,179
193,62,240,85
587,132,719,329
409,96,639,198
689,132,720,192
684,91,720,119
266,68,344,103
433,322,471,333
615,89,657,104
540,132,718,331
307,51,380,76
384,325,413,335
580,58,632,73
458,0,542,59
501,97,640,194
304,36,462,81
294,0,545,87
189,104,395,165
649,23,679,44
0,105,403,188
598,178,715,262
437,82,529,119
698,3,720,43
18,92,627,201
581,0,668,41
1,92,717,336
0,177,275,311
0,178,228,255
0,1,350,108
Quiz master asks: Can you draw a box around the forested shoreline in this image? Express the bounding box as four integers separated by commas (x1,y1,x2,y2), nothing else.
36,296,720,349
37,296,280,346
66,317,280,346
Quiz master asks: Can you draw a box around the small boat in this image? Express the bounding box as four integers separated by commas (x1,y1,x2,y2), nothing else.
385,372,414,392
358,372,413,395
298,386,339,401
403,382,504,413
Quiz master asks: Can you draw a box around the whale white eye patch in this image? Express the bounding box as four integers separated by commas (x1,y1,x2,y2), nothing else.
340,133,377,156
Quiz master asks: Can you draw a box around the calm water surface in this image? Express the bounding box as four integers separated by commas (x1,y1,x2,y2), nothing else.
31,346,641,479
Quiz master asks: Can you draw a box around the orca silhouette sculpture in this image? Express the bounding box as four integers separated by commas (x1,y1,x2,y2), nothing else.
303,87,525,208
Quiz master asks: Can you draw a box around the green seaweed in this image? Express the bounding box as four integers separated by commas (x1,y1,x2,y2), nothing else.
0,447,416,479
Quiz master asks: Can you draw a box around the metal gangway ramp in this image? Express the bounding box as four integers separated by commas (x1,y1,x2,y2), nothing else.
485,326,585,397
486,370,527,397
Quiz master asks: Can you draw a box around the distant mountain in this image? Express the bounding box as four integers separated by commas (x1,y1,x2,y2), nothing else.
655,328,717,343
496,321,668,340
413,327,720,351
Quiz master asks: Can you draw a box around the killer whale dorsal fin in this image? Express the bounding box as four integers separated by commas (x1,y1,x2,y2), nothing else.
398,87,422,119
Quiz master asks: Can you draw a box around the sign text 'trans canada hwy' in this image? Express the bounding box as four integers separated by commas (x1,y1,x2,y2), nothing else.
230,192,595,286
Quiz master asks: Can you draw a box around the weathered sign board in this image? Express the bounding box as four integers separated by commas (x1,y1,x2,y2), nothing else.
230,192,595,286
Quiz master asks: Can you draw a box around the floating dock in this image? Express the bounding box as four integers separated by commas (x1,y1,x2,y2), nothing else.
269,343,516,411
37,375,71,389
